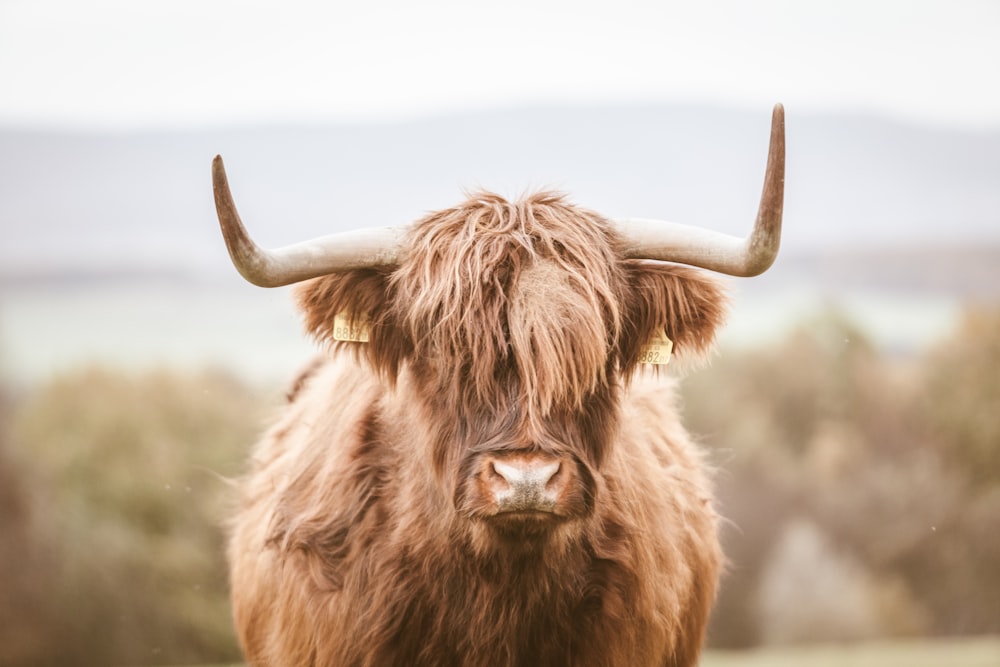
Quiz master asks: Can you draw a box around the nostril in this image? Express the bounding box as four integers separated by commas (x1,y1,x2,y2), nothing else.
539,462,563,493
545,462,562,488
488,461,509,487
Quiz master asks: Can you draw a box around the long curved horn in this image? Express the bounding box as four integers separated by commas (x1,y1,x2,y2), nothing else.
614,103,785,276
212,155,404,287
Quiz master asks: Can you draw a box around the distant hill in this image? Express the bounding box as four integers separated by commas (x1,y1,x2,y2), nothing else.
2,104,998,292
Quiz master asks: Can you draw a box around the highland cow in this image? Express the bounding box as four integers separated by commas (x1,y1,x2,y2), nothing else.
216,105,785,667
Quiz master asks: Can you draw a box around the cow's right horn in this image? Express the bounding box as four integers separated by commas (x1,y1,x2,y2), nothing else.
212,156,404,287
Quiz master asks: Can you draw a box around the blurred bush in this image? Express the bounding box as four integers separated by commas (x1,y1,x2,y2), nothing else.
0,368,272,666
922,308,1000,488
686,306,1000,647
1,305,998,663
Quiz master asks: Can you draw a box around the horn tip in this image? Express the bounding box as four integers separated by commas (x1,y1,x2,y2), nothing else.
212,156,231,193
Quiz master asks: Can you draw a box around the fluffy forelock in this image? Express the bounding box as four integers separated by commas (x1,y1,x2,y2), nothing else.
390,191,624,416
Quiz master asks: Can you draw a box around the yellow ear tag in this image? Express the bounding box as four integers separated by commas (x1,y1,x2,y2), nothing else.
638,331,673,365
333,313,370,343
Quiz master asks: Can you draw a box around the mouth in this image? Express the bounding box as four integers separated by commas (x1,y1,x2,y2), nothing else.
482,507,566,539
494,495,558,514
494,508,557,519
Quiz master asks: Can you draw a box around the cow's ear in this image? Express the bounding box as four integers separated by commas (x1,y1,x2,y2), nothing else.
295,268,411,376
620,261,729,369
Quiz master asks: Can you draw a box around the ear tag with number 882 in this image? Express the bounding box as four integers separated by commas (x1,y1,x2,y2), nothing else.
333,313,370,342
638,331,673,365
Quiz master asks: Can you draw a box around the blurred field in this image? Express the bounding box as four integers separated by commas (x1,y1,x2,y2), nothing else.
702,636,1000,667
185,637,1000,667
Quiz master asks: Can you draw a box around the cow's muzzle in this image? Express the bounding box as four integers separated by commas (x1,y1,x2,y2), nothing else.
467,451,583,520
486,455,564,514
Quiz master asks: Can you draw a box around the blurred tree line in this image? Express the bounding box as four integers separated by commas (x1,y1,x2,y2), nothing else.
688,306,1000,647
0,306,998,665
0,370,267,666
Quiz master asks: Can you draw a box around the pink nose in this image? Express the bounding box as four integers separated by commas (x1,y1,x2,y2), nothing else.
484,454,564,513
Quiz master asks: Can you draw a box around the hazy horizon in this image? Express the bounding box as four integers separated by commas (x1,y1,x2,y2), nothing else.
2,103,998,280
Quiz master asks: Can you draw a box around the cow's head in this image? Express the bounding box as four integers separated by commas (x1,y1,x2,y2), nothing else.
211,105,784,542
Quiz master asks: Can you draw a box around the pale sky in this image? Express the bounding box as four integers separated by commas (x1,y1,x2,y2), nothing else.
1,0,998,130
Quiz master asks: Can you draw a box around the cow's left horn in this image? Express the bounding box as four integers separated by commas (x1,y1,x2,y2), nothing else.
212,156,404,287
614,103,785,276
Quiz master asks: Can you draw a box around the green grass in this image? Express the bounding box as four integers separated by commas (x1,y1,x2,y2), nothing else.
702,636,1000,667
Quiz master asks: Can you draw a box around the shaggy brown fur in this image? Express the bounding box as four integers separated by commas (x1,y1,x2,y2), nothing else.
229,191,728,666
